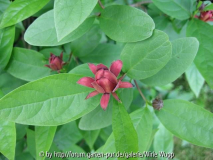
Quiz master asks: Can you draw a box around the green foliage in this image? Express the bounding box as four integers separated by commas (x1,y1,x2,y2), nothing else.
187,19,213,89
35,126,57,160
156,99,213,148
152,0,196,20
54,0,98,41
0,120,16,160
24,10,95,46
99,5,155,42
112,101,138,159
0,74,100,125
0,0,50,28
142,37,199,86
0,0,213,159
121,30,172,79
6,48,50,81
0,26,15,70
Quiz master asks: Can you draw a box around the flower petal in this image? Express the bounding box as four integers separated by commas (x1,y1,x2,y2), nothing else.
86,91,99,99
119,81,133,88
97,64,108,71
95,69,104,80
97,78,116,93
88,63,97,75
100,93,110,110
110,60,123,77
92,81,105,93
77,77,95,88
112,92,121,102
112,80,121,92
104,70,117,84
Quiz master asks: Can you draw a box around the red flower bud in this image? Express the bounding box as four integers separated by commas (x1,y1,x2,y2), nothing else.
195,10,213,22
77,60,133,110
200,11,213,22
45,52,66,72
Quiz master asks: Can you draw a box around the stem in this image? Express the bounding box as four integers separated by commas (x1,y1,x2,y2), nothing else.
68,52,72,63
98,0,105,9
134,80,147,103
130,0,152,7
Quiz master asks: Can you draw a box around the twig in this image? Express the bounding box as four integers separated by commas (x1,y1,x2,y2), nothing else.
98,0,105,9
134,80,147,103
130,0,152,7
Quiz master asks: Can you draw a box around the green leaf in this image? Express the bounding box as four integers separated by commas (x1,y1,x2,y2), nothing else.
79,88,133,130
131,108,153,152
6,47,50,81
0,0,50,28
121,30,172,80
142,37,199,86
204,4,213,11
54,121,82,150
0,120,16,160
27,129,36,158
187,19,213,89
24,10,95,46
185,63,204,97
152,0,196,20
35,126,57,160
54,0,98,41
156,99,213,148
0,71,25,95
99,5,155,42
0,73,100,126
64,145,87,160
153,124,173,160
82,130,100,150
16,124,27,140
112,100,138,159
0,0,10,19
100,108,153,160
40,47,63,59
79,44,122,66
0,26,15,70
71,25,102,58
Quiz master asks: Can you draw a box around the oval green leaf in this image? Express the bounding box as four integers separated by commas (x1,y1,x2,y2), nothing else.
142,37,199,86
156,99,213,148
6,47,50,81
99,5,155,42
24,10,95,46
79,44,122,66
187,19,213,89
54,0,98,41
112,100,138,159
0,26,15,70
152,0,196,20
0,120,16,160
0,0,50,28
121,30,172,80
0,73,100,126
185,63,204,97
35,126,57,160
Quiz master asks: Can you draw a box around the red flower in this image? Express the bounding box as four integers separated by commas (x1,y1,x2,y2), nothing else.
77,60,133,110
45,53,66,72
195,10,213,22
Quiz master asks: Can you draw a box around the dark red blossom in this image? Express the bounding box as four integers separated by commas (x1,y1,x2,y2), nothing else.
195,10,213,22
45,53,66,72
77,60,133,110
